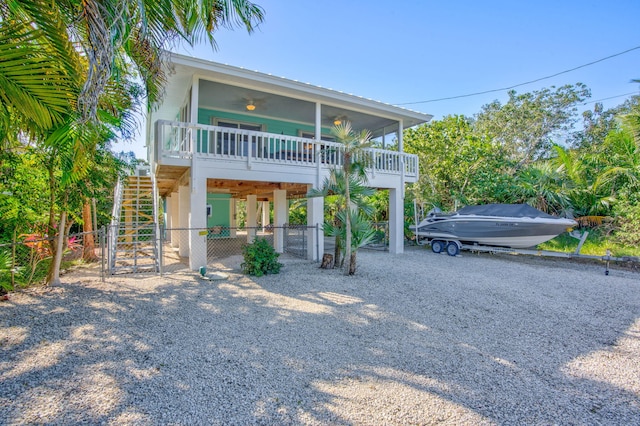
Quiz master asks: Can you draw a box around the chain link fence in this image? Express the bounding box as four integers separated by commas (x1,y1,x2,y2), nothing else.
0,221,385,287
0,229,105,292
364,222,389,251
160,225,318,274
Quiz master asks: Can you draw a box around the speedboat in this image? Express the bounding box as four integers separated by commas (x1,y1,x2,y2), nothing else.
411,204,577,251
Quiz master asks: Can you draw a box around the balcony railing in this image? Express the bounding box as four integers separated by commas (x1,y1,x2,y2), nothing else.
154,120,418,178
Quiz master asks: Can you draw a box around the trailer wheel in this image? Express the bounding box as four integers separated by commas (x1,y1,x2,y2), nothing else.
431,240,444,253
446,242,460,256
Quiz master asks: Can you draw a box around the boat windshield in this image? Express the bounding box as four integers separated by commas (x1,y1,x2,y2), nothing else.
456,204,557,219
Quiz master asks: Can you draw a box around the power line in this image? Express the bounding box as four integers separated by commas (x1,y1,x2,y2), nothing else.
582,91,639,105
394,45,640,106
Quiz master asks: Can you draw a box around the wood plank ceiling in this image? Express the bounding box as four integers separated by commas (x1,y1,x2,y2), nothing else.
154,165,308,200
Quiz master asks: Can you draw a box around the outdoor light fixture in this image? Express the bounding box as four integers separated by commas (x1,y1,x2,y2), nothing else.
333,117,342,125
246,102,256,111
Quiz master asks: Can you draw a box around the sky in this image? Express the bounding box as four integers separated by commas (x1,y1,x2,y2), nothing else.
114,0,640,159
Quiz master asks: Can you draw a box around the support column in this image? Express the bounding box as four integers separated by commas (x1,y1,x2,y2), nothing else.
273,189,287,253
307,188,324,262
165,196,173,243
246,195,257,243
178,185,190,257
230,199,237,238
262,201,270,230
170,191,180,248
188,175,207,270
315,102,322,187
398,119,406,198
389,188,404,254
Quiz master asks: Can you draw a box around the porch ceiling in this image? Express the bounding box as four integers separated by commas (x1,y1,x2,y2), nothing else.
207,179,308,200
155,165,189,197
154,164,309,200
199,80,400,137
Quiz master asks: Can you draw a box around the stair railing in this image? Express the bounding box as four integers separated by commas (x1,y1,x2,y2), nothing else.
151,170,161,273
108,177,125,272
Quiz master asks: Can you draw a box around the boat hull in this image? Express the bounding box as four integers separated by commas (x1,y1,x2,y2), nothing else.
411,216,576,249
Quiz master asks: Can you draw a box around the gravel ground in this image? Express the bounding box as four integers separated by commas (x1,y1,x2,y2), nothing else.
1,247,639,425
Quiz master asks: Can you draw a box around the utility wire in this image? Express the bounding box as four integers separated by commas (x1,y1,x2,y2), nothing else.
582,91,639,105
394,45,640,106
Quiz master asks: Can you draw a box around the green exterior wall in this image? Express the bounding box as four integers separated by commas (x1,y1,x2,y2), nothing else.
207,193,231,238
198,108,333,136
196,108,334,154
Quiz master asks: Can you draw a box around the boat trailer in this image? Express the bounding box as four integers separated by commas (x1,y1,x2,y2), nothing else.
414,231,625,275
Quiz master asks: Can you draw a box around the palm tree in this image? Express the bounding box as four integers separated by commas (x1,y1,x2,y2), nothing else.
323,209,376,274
512,161,572,216
1,0,265,122
308,169,374,268
329,122,373,275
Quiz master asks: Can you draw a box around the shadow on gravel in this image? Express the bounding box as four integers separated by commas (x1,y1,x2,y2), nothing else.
0,250,639,424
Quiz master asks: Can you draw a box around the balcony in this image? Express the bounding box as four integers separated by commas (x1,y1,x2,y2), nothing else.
154,120,418,179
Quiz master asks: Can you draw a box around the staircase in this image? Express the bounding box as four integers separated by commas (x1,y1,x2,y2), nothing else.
108,168,160,274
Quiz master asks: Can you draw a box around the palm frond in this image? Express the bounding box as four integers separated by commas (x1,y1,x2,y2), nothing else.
0,22,77,131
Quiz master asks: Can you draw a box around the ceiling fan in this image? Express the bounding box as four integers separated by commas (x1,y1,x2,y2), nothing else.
239,96,266,111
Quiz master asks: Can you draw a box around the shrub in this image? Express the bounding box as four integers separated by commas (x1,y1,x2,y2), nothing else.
241,238,283,277
613,198,640,247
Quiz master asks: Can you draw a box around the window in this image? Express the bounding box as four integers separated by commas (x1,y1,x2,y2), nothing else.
211,119,264,156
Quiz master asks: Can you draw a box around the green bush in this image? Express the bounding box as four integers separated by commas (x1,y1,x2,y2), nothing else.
241,238,283,277
613,197,640,248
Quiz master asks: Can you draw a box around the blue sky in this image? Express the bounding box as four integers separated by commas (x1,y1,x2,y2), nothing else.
116,0,640,158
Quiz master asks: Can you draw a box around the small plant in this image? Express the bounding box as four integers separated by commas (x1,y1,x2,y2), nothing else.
241,238,283,277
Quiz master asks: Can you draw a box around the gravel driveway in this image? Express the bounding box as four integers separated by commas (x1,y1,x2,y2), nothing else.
1,247,639,425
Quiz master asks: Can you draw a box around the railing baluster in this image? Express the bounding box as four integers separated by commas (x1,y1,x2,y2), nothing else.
155,120,417,177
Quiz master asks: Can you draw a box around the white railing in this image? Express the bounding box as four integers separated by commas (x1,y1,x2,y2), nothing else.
154,120,418,177
108,177,124,270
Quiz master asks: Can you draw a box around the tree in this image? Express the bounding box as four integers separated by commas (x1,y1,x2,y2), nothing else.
404,115,513,211
1,0,265,284
323,209,376,275
308,123,374,275
330,123,374,275
511,161,572,215
474,84,591,166
308,169,374,268
1,0,265,123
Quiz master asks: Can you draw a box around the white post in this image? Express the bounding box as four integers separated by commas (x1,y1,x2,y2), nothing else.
246,195,257,243
165,195,172,242
398,119,406,197
307,186,324,261
315,102,322,187
170,191,180,248
230,199,237,238
190,77,199,124
188,175,207,270
262,201,270,230
273,189,287,253
389,188,404,254
178,185,190,257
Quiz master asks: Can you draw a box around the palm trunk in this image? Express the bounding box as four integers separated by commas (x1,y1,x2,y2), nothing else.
333,235,343,268
344,162,352,275
47,209,66,286
82,201,98,261
348,250,357,275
